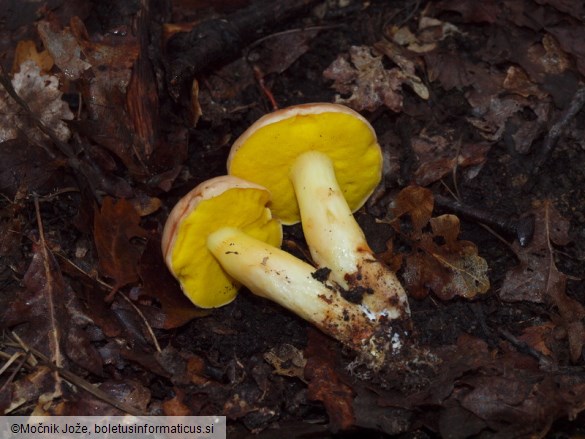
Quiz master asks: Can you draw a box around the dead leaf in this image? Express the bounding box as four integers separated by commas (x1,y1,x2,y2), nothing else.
389,16,462,53
37,18,149,178
304,330,355,431
502,65,547,99
138,236,208,329
546,25,585,77
0,60,74,144
517,323,555,357
411,132,491,186
12,40,54,73
36,20,92,80
500,201,584,361
264,344,306,381
250,28,321,76
391,187,490,300
21,239,103,377
323,45,427,112
391,185,434,237
0,139,65,199
94,197,148,292
162,388,192,416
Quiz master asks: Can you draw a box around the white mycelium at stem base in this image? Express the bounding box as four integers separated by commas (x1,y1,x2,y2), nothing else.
206,226,404,366
289,150,410,319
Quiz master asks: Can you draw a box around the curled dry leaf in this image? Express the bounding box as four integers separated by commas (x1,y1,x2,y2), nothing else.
391,184,434,236
0,60,73,144
390,186,490,300
323,45,428,112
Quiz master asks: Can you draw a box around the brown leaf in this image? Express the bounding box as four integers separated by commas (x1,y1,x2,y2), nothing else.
38,18,148,178
392,185,434,237
12,40,54,73
304,330,355,431
138,236,208,329
251,28,320,76
323,45,427,112
424,50,502,93
546,25,585,77
163,389,193,416
0,366,56,414
0,60,74,144
0,139,65,199
411,133,491,186
19,240,104,376
36,19,92,79
500,201,584,361
422,334,585,438
21,241,67,368
517,323,555,357
392,188,490,300
94,197,148,291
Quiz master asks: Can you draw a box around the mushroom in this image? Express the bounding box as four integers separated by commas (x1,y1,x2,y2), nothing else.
227,103,410,322
161,175,282,308
162,175,408,367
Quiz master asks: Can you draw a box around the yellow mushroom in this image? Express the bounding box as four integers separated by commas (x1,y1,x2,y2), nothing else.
227,103,410,324
162,175,409,368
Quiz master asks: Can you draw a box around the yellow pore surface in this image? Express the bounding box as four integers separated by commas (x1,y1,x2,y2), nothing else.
229,112,382,224
170,187,282,308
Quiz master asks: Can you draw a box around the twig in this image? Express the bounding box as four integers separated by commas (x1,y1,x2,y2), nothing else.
55,254,162,353
0,354,30,398
434,194,535,247
532,86,585,175
165,0,323,99
8,333,145,416
497,328,554,370
117,292,162,354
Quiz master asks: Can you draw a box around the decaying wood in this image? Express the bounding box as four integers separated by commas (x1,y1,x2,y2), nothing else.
165,0,322,99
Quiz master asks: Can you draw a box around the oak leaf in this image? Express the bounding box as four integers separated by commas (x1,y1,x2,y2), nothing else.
323,45,428,112
391,186,490,300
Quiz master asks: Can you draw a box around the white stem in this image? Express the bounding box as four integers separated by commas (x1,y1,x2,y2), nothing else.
289,150,367,287
289,151,410,318
207,226,402,365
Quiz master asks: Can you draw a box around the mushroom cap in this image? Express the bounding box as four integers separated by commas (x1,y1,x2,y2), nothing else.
161,175,282,308
227,103,383,225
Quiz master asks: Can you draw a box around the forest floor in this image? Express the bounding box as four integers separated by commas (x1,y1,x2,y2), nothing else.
1,0,585,437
